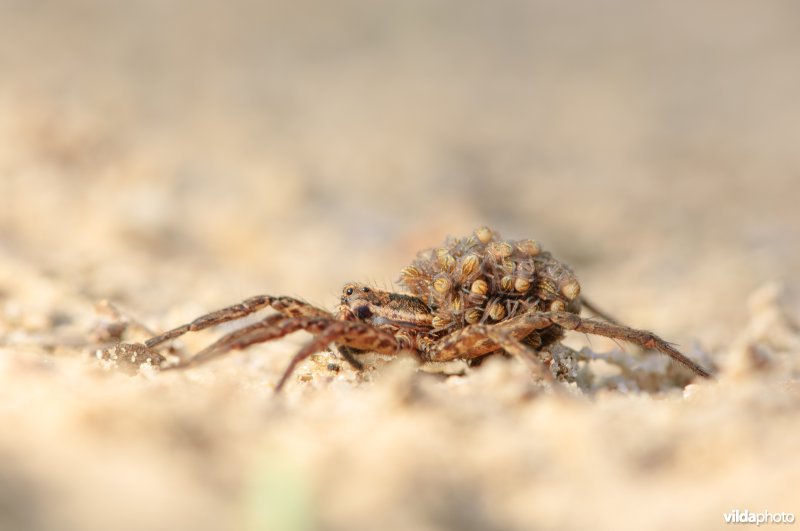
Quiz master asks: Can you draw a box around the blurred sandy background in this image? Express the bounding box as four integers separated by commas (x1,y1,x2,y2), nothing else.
1,1,799,530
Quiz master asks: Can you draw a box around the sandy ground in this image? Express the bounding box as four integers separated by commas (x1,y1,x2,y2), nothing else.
1,1,799,530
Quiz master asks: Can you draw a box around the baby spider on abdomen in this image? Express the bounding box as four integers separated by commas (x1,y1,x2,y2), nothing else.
118,227,712,391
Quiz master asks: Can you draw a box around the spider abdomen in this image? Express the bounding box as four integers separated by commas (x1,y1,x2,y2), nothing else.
399,227,582,331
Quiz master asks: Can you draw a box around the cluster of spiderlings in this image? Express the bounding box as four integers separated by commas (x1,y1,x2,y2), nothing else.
399,227,582,332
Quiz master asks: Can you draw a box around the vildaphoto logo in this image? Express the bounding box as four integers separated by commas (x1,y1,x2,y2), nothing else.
723,509,796,525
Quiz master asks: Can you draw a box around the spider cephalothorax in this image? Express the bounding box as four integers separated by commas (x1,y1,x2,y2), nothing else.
122,227,711,391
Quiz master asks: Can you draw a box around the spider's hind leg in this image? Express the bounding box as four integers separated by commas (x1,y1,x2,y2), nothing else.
578,296,620,325
546,311,712,378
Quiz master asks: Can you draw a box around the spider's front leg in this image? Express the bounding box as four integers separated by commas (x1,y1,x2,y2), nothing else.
108,295,343,373
144,295,332,351
272,321,403,391
158,314,403,391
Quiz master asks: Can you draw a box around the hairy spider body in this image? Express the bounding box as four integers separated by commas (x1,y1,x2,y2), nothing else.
129,227,711,391
397,227,581,352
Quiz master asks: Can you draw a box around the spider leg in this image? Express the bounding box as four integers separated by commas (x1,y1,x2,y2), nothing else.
144,295,332,349
578,296,620,325
442,309,711,378
423,309,711,380
163,313,299,368
419,324,554,380
330,328,414,372
160,314,400,391
544,311,712,378
335,346,365,371
273,321,400,391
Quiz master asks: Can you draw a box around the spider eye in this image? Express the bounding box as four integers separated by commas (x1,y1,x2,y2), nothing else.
345,287,354,296
361,287,370,293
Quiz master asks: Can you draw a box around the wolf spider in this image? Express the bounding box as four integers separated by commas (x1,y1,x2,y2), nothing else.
124,227,711,391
